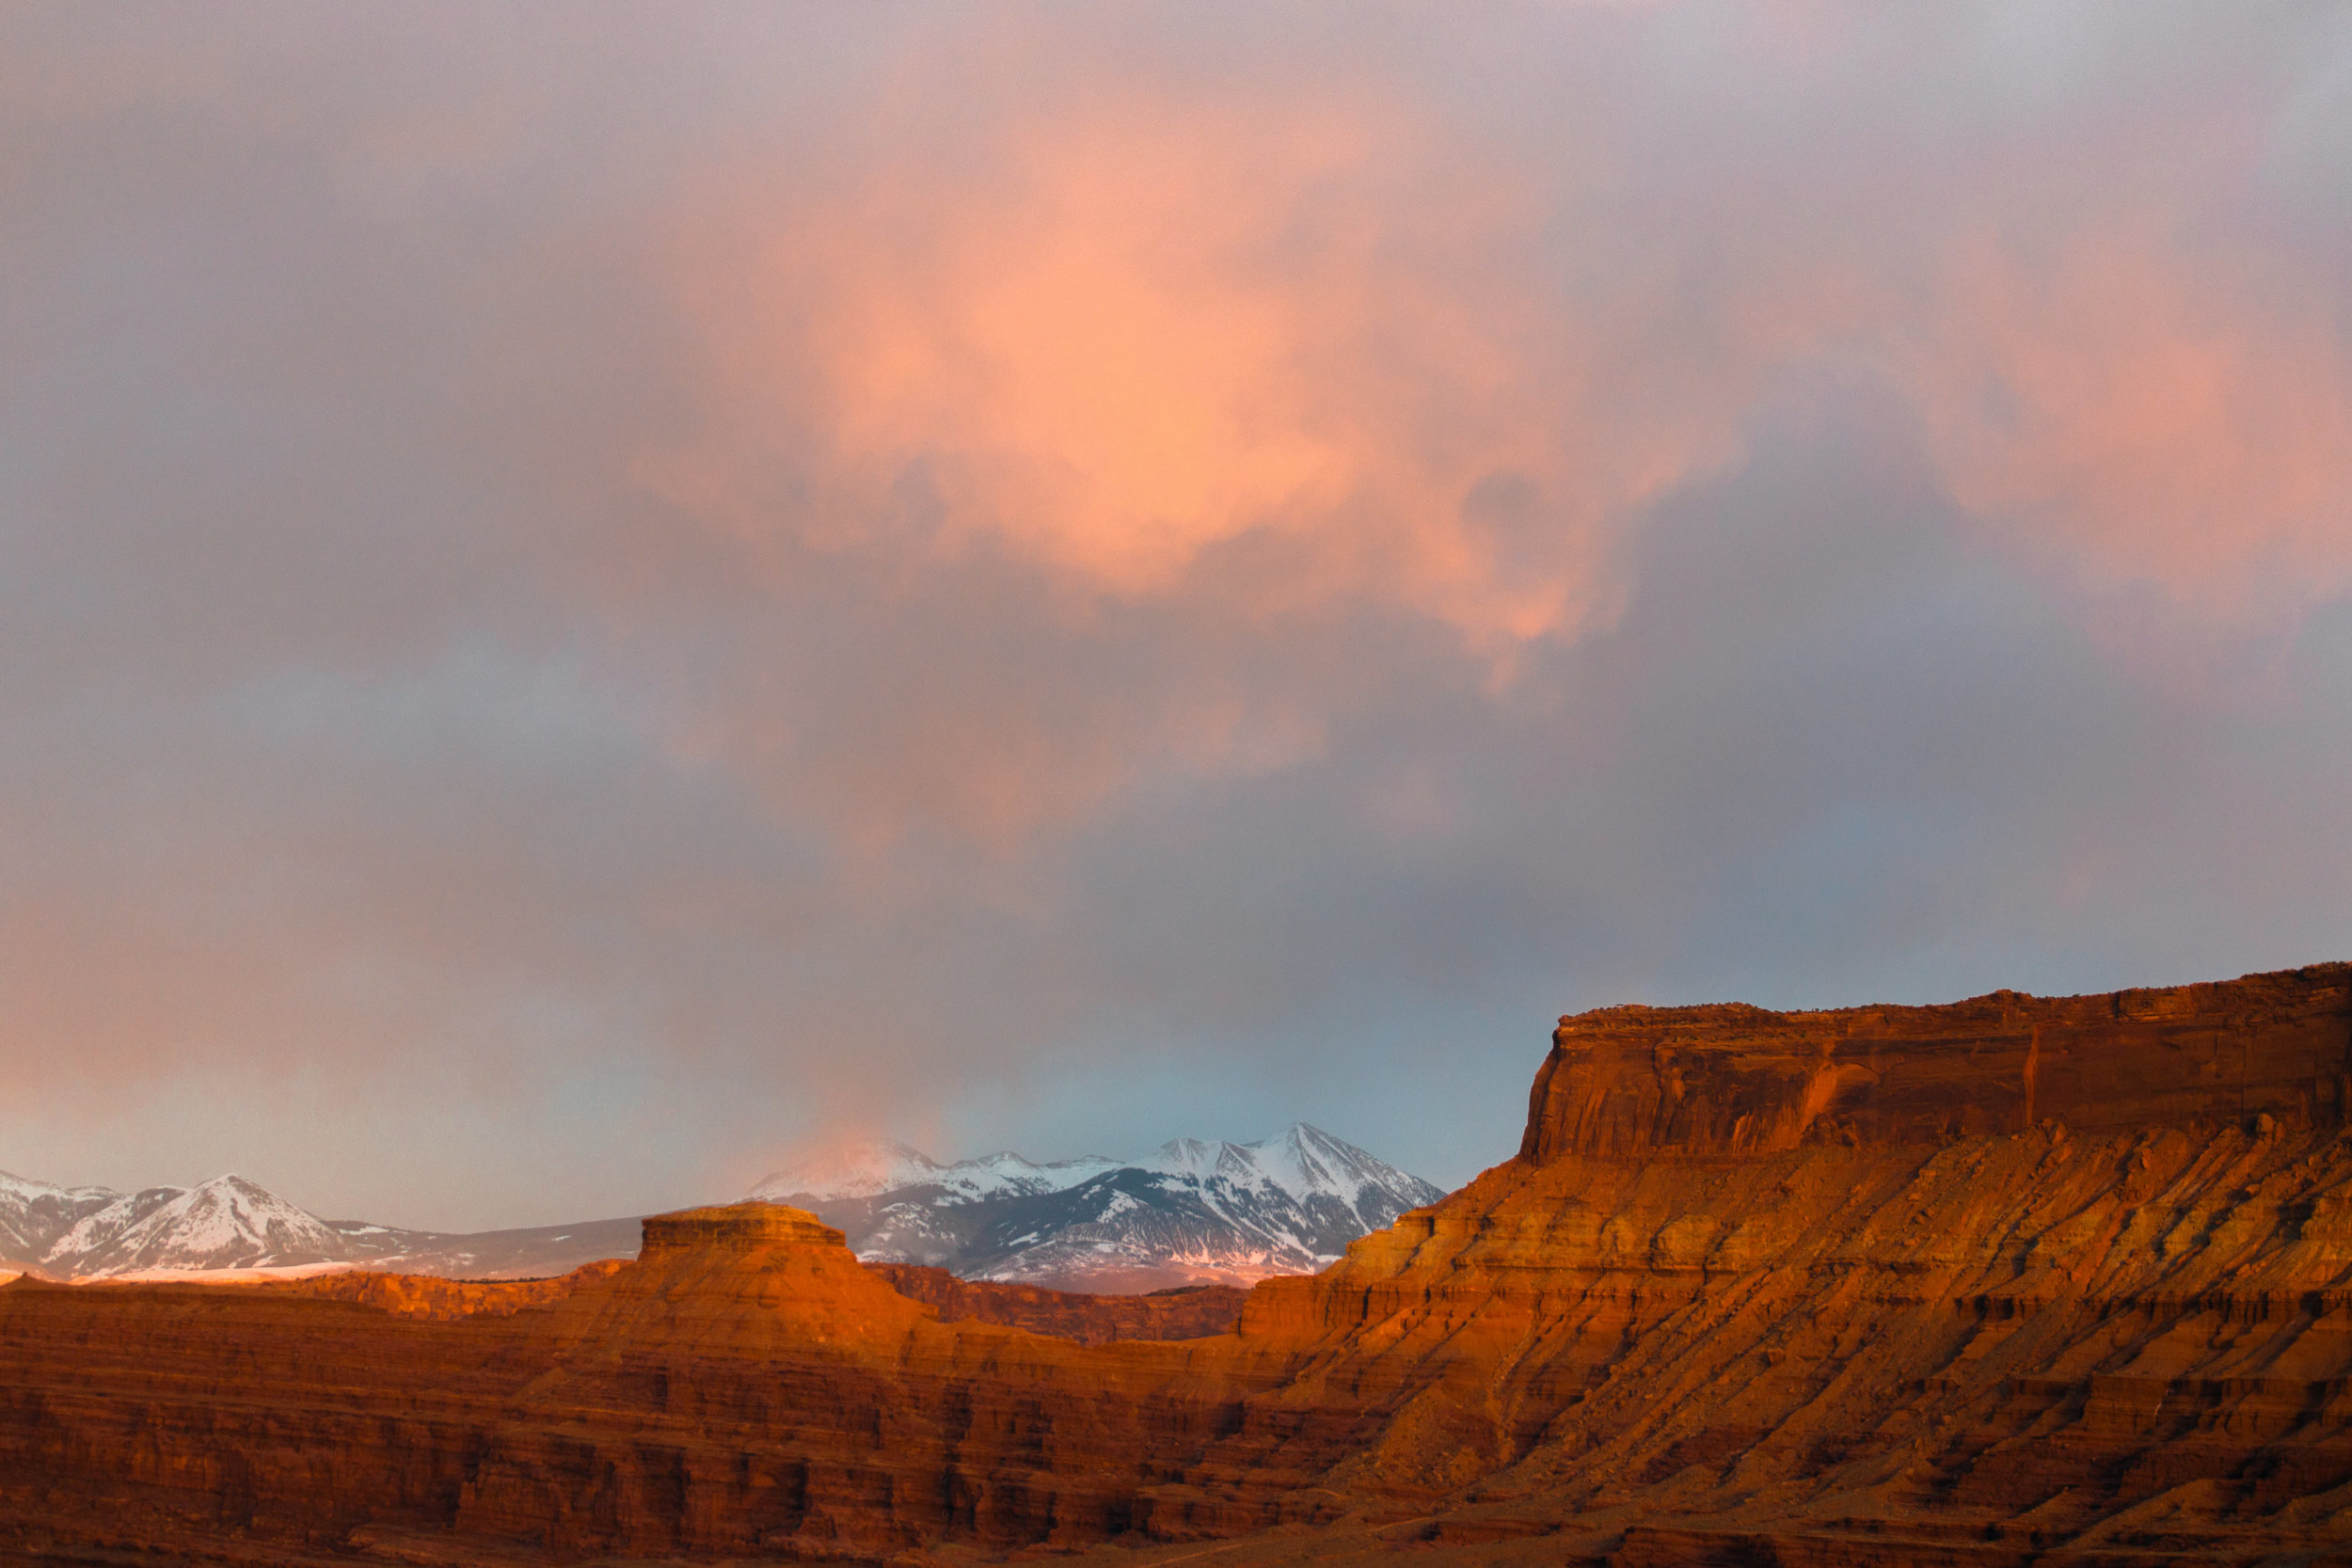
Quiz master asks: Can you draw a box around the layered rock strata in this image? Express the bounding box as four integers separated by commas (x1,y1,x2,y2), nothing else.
252,1259,630,1321
864,1262,1246,1343
2,963,2351,1566
1521,964,2352,1159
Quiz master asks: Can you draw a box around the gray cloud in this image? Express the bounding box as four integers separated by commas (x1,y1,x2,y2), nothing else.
2,3,2349,1227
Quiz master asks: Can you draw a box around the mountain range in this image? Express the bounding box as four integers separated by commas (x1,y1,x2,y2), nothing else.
0,1170,638,1282
745,1122,1447,1291
1,1123,1443,1291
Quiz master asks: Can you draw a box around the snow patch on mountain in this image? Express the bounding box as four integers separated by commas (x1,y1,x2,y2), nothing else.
97,1260,360,1284
3,1120,1442,1293
746,1140,944,1202
748,1142,1122,1205
1,1168,646,1282
42,1175,352,1275
747,1123,1448,1292
0,1168,122,1263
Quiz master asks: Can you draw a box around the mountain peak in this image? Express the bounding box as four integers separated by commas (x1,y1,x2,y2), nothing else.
746,1138,946,1204
1,1169,71,1199
743,1123,1448,1291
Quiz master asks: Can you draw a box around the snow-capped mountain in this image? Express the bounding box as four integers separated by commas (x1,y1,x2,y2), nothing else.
44,1175,350,1275
4,1121,1446,1292
748,1143,1122,1206
0,1171,120,1263
0,1168,640,1282
746,1123,1447,1292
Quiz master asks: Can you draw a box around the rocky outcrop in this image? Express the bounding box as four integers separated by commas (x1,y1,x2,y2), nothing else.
1231,962,2352,1560
440,1204,1296,1557
0,1212,1225,1561
6,964,2352,1566
1521,963,2352,1159
863,1261,1246,1343
258,1259,629,1321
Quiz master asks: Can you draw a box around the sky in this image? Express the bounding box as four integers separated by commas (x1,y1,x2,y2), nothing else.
4,2,2351,1229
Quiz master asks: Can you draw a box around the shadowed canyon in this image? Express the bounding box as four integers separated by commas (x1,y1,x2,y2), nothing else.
7,965,2352,1566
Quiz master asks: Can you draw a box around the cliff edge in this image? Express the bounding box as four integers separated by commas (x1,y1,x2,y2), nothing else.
1522,963,2352,1159
9,964,2352,1566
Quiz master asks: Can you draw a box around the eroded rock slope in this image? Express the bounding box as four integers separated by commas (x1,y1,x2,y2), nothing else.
4,963,2352,1566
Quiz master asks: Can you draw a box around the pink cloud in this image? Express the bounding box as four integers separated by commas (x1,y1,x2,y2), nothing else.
645,66,1755,659
1902,220,2352,619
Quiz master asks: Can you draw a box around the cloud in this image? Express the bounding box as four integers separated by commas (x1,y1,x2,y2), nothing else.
1901,220,2352,616
647,46,1716,662
0,2,2349,1225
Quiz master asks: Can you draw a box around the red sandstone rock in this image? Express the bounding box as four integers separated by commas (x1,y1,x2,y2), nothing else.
258,1259,628,1320
864,1261,1246,1343
1520,963,2352,1159
5,963,2352,1566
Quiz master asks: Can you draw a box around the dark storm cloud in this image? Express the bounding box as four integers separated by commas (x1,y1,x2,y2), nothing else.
2,3,2349,1226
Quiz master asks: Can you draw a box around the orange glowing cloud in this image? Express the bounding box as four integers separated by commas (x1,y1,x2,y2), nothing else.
1901,223,2352,616
809,108,1362,593
618,20,2352,856
652,79,1749,657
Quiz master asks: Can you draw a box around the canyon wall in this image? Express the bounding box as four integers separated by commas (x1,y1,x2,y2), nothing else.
258,1258,630,1320
864,1262,1246,1343
1521,965,2352,1160
4,963,2352,1567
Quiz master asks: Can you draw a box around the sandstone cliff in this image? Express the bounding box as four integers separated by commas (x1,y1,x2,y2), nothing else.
4,963,2351,1567
1520,965,2352,1159
257,1258,630,1320
864,1261,1246,1343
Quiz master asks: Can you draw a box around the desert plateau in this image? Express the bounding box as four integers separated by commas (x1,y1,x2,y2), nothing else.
8,964,2352,1565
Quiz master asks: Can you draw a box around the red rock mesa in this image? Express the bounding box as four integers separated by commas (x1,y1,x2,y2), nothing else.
862,1261,1246,1343
3,963,2350,1566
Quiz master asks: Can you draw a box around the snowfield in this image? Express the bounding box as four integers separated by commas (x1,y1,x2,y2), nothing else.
747,1123,1447,1291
